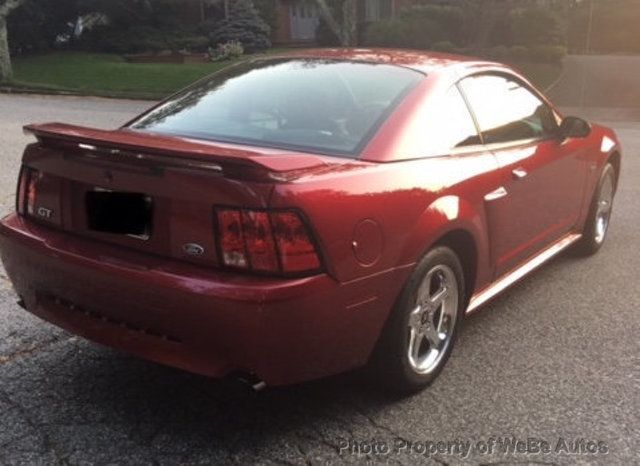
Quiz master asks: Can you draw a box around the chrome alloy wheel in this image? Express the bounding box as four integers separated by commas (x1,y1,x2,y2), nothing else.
595,170,615,244
407,264,459,375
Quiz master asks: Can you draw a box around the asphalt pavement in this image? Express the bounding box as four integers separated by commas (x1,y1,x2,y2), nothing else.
0,68,638,465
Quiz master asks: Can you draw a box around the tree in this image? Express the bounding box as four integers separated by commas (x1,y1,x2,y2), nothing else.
208,0,271,52
77,0,155,30
511,7,564,47
475,0,504,47
568,0,640,54
314,0,357,46
8,0,78,56
0,0,27,81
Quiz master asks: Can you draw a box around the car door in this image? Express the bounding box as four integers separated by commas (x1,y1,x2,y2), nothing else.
459,74,587,277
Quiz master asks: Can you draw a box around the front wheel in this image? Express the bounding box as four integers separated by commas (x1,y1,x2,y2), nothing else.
371,246,465,393
575,163,617,255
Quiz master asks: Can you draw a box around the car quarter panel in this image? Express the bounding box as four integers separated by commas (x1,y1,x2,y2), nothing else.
269,151,501,294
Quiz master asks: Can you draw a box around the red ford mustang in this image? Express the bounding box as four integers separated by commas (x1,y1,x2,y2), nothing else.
0,49,621,391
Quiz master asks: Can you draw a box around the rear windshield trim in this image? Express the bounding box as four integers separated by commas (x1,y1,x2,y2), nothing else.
129,128,356,158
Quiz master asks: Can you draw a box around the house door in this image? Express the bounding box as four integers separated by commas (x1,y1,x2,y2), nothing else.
290,1,320,41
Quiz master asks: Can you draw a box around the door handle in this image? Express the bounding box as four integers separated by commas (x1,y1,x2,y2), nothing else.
485,186,508,202
512,167,528,180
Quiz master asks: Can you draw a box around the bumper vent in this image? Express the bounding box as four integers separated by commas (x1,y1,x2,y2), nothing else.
44,294,182,344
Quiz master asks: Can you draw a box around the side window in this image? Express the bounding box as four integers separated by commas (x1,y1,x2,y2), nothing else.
421,85,482,156
460,74,558,145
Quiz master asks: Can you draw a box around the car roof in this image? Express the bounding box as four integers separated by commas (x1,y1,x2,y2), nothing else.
270,47,499,75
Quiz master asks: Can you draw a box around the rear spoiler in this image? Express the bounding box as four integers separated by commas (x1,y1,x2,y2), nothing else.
24,123,339,174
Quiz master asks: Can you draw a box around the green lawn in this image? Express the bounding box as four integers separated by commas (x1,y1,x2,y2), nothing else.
7,52,562,100
10,52,240,100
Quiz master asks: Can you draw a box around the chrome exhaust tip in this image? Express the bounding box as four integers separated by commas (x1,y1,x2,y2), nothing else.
234,372,267,392
251,381,267,392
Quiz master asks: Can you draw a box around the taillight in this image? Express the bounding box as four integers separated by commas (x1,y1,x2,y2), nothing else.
215,208,322,276
242,211,278,272
271,212,321,273
217,209,247,268
17,167,40,216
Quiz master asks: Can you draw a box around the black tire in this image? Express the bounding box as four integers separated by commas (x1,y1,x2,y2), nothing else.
370,246,465,394
575,163,617,256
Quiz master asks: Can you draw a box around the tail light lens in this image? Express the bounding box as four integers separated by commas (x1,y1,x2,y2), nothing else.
242,211,278,272
271,212,321,273
215,207,322,276
217,209,247,268
17,167,40,216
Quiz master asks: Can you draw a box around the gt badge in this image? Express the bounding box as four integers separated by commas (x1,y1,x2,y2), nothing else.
36,207,53,219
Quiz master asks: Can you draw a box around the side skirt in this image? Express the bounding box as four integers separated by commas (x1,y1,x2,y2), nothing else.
466,233,582,314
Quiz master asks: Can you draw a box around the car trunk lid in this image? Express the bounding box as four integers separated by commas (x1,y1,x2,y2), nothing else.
21,123,350,268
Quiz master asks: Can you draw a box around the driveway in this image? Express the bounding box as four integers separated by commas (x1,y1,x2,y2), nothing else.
0,88,638,464
547,54,640,121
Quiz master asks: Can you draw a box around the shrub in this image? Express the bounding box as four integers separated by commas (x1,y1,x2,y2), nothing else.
406,5,467,45
208,0,271,53
432,41,456,53
484,45,509,61
316,16,341,46
364,5,466,50
364,19,409,48
509,45,530,62
510,8,564,47
80,26,169,54
487,12,514,48
366,17,445,49
209,40,245,62
527,45,567,63
466,45,566,64
253,0,278,36
170,35,211,53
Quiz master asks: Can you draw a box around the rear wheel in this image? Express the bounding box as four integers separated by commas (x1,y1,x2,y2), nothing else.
576,163,617,255
372,246,465,393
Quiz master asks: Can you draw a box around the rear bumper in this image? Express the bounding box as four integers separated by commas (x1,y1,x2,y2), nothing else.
0,214,408,385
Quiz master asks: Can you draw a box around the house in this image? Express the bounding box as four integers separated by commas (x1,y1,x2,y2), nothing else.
274,0,408,44
273,0,574,45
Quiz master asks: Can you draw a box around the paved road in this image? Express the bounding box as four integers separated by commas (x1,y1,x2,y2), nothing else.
0,91,638,465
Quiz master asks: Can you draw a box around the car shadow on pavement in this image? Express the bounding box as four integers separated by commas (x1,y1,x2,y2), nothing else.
38,347,411,461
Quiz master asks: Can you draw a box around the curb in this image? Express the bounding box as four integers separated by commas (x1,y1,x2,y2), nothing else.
0,86,159,102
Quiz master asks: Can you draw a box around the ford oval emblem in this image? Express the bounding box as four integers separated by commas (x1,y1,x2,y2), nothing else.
183,243,205,256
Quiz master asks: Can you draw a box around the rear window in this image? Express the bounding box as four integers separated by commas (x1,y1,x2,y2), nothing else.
128,58,422,158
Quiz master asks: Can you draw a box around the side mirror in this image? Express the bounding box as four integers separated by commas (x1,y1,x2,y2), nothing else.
559,116,591,139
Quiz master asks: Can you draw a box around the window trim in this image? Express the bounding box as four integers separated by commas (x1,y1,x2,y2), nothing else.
457,71,562,150
407,84,486,159
454,81,486,150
